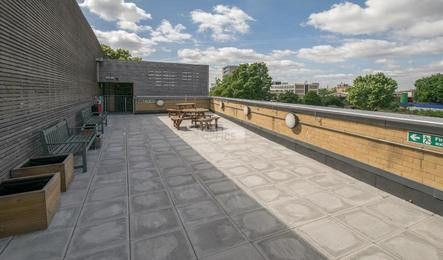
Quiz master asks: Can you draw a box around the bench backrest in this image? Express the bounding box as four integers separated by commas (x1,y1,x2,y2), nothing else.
80,108,93,122
41,120,71,153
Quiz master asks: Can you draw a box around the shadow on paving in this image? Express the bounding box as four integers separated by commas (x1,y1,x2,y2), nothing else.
81,115,327,260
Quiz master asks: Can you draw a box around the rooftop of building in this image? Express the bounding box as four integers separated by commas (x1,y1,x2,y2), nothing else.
1,114,442,259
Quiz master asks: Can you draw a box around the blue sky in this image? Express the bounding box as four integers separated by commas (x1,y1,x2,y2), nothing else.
78,0,443,89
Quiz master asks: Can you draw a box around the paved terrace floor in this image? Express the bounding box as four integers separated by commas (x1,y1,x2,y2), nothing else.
1,114,443,260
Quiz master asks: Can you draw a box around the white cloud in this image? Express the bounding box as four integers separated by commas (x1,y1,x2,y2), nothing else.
315,73,353,79
93,29,156,56
177,47,308,83
93,19,192,57
362,59,443,88
307,0,443,38
150,20,192,43
297,38,443,63
191,5,254,41
80,0,151,31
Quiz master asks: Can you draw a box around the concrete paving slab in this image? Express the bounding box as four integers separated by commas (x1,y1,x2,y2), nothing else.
170,184,211,206
177,199,226,226
298,218,369,258
194,169,227,182
336,209,400,241
129,168,159,180
249,185,294,204
281,179,323,197
309,174,352,189
187,217,246,257
202,243,265,260
269,199,327,227
366,197,431,227
130,190,172,213
92,172,127,187
161,165,193,177
333,184,382,206
68,218,128,257
60,189,88,208
341,245,397,260
132,230,196,260
306,191,354,214
237,174,272,188
129,177,164,195
232,208,288,241
261,169,299,183
381,232,443,260
409,216,443,249
131,208,181,241
48,205,81,230
215,190,262,215
248,161,276,172
86,183,127,202
223,165,253,176
67,244,129,260
0,237,11,254
165,174,197,187
1,229,71,260
206,179,240,195
80,197,127,226
255,230,327,260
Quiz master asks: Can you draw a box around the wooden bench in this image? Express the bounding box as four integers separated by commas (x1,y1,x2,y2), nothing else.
166,109,180,117
80,107,107,134
40,120,96,172
195,115,220,130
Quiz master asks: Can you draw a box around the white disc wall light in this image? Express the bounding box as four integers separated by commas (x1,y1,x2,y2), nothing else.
285,113,298,128
156,99,164,107
243,106,250,116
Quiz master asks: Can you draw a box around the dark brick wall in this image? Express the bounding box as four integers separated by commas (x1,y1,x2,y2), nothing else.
0,0,102,178
99,59,209,96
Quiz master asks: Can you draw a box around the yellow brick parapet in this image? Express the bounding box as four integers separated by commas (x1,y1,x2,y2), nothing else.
210,97,443,193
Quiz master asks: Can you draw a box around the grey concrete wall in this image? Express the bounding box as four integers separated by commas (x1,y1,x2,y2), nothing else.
0,0,102,178
99,59,209,96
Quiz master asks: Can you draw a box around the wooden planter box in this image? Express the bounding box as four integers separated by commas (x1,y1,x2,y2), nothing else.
0,173,61,238
11,154,74,192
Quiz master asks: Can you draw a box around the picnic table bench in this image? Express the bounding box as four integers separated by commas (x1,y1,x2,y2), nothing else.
195,115,220,130
80,107,107,134
40,119,96,172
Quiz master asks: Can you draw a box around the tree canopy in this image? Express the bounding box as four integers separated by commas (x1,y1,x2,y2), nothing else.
275,91,299,104
303,91,322,106
414,74,443,104
210,63,272,100
347,73,397,110
101,44,142,62
318,88,344,107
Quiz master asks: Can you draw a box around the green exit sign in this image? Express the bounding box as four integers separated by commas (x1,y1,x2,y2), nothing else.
408,132,443,148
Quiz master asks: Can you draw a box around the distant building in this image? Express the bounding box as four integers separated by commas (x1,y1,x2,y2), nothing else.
332,83,351,97
222,65,238,79
270,81,319,96
395,89,415,102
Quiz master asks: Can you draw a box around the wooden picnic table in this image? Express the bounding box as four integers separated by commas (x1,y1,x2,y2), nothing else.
176,103,196,110
170,108,209,129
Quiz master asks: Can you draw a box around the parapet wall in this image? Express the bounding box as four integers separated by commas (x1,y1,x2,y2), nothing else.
134,96,210,113
210,97,443,199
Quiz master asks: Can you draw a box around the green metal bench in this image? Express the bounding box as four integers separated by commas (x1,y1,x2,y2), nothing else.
80,107,107,134
40,120,96,172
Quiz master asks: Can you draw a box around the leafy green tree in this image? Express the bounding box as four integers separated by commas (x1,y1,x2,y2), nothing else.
317,88,344,107
347,73,397,110
276,91,300,103
210,63,272,100
414,74,443,104
101,44,142,61
303,91,322,105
